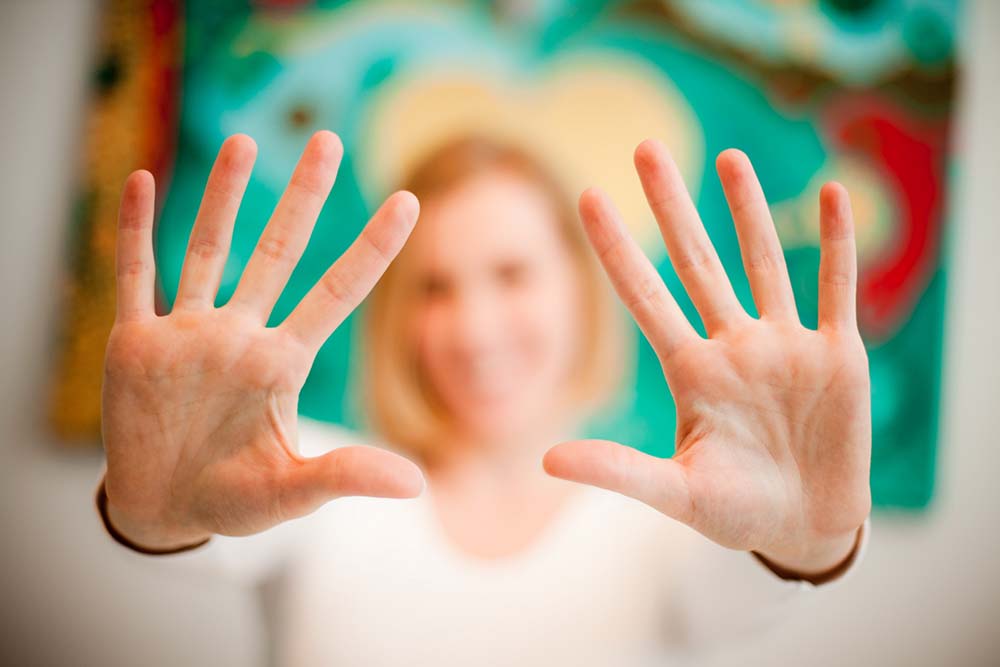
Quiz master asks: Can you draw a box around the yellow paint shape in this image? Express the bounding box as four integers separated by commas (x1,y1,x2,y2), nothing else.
358,52,705,258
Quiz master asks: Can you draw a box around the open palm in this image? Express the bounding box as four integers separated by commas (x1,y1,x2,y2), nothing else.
102,132,424,550
544,141,871,574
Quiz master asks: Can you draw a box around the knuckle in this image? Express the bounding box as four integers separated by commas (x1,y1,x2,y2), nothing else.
119,213,146,232
647,185,685,213
361,228,392,263
205,181,243,208
318,270,357,306
820,269,853,287
820,220,854,243
672,243,715,273
117,259,148,279
255,233,290,264
316,452,350,496
288,173,329,202
596,232,626,265
187,235,223,260
745,249,785,276
728,193,758,221
624,277,662,312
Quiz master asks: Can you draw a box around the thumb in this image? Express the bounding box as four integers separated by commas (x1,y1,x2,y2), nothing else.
280,445,425,517
543,439,693,525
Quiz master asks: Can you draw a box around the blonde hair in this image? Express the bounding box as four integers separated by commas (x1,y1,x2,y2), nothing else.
359,136,627,461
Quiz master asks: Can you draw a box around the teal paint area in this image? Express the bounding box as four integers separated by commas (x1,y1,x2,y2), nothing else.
158,0,957,509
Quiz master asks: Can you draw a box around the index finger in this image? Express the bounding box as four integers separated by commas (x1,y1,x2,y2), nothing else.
280,191,419,351
579,187,698,360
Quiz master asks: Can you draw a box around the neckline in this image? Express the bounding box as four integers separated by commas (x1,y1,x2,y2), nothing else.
419,482,603,571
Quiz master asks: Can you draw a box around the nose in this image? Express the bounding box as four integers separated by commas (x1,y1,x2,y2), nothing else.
446,283,504,357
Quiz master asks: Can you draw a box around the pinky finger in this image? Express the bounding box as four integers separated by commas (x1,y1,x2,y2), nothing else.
817,182,858,332
115,170,157,321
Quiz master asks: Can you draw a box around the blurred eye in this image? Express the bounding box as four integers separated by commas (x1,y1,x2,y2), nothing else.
418,274,450,300
495,260,531,288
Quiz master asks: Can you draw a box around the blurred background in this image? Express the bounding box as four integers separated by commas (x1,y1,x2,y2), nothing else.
0,0,997,665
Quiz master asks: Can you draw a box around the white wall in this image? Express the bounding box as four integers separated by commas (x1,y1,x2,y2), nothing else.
0,1,997,666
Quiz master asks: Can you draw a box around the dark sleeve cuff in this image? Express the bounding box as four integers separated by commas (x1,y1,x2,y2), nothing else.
750,518,868,586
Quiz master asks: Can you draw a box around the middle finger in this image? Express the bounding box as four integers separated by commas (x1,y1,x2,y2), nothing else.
229,130,343,322
634,139,745,335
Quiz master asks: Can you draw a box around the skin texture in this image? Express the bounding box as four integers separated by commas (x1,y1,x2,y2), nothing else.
543,141,871,575
103,132,425,549
102,132,870,578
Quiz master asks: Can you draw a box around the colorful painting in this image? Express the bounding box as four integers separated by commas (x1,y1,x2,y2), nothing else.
48,0,182,439
52,0,958,509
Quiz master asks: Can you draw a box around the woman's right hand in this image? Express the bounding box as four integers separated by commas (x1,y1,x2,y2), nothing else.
101,131,425,550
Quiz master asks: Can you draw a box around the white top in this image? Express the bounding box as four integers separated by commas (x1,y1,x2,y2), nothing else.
109,418,870,667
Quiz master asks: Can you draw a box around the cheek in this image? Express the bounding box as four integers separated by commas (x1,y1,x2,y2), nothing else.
410,305,448,378
514,270,584,381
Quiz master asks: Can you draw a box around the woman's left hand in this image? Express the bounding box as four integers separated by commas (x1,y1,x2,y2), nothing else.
544,140,871,578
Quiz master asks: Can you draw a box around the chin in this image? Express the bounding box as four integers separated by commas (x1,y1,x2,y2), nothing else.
452,396,551,442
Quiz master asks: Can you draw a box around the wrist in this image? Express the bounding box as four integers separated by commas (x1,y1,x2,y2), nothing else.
97,478,212,554
753,522,865,584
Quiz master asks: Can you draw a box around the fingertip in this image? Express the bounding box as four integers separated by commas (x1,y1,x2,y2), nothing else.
125,169,154,189
819,181,854,231
341,446,428,499
394,459,427,498
393,190,420,223
370,448,426,499
578,186,606,218
311,130,344,160
634,138,666,168
820,181,849,208
715,147,749,174
541,444,567,478
224,133,258,156
217,135,258,177
413,470,428,497
577,188,624,250
542,440,607,480
121,170,155,213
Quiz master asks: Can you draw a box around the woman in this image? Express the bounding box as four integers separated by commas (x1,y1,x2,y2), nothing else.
98,130,871,665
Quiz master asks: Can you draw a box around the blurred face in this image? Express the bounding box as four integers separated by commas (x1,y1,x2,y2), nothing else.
405,170,584,443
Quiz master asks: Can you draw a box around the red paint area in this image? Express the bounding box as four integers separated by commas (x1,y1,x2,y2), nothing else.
825,100,950,339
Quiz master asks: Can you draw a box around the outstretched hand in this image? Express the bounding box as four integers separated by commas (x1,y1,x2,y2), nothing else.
544,141,871,577
102,132,425,550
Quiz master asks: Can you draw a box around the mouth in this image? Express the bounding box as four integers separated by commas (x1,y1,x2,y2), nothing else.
455,354,521,402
